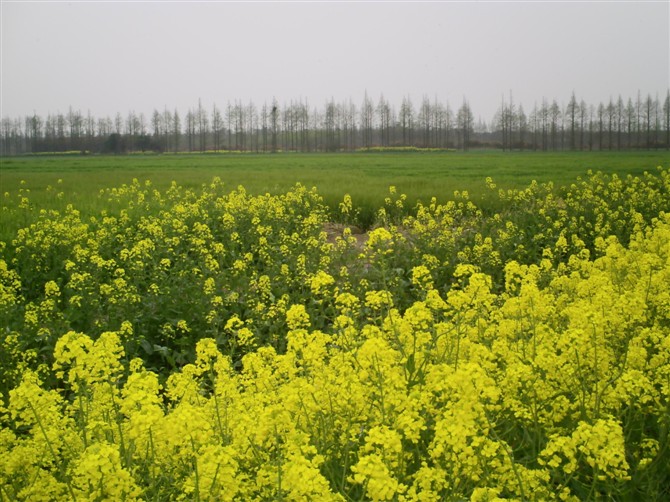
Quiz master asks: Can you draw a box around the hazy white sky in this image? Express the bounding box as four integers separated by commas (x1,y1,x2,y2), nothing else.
2,1,669,122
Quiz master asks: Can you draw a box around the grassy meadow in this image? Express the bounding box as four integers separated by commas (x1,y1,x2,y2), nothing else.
2,150,667,231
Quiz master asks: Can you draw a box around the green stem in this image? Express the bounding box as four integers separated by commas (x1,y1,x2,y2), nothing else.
77,384,89,449
108,383,128,467
26,398,77,501
190,436,200,502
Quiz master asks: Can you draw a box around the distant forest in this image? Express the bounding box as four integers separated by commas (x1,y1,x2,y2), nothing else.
2,91,669,155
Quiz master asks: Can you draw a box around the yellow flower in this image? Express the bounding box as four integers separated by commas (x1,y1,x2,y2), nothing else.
350,454,406,501
71,442,142,501
411,265,434,290
181,444,239,501
286,304,310,330
310,270,335,296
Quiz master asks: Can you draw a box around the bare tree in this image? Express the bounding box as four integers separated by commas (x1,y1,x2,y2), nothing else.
152,109,163,151
55,113,66,151
282,102,291,151
260,102,269,152
431,97,444,148
539,99,549,151
226,102,233,150
616,96,624,150
68,107,83,151
125,111,137,152
636,91,643,147
162,108,172,152
378,94,391,147
518,104,527,150
361,91,374,149
270,98,279,153
341,99,356,151
26,113,43,153
114,112,123,135
549,100,561,150
567,92,578,150
172,109,181,153
298,100,310,152
497,92,516,151
578,100,588,150
96,116,112,143
399,96,414,147
1,117,12,155
587,104,596,151
606,98,615,150
644,93,655,148
212,102,223,152
653,93,662,147
457,99,474,151
85,111,95,152
418,95,431,147
625,98,635,149
664,90,670,149
444,103,454,149
597,103,605,150
234,101,246,150
247,101,258,152
185,109,195,152
43,114,56,151
3,89,668,154
196,99,208,152
324,99,337,152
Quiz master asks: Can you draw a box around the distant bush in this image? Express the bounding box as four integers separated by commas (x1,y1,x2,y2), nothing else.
28,150,91,156
356,146,457,153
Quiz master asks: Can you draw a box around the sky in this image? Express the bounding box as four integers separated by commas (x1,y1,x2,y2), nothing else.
2,0,669,124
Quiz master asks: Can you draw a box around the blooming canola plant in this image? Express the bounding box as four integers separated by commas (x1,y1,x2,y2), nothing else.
1,168,669,500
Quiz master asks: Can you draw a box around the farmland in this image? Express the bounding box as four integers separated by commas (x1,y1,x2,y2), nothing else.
1,151,670,500
1,150,666,233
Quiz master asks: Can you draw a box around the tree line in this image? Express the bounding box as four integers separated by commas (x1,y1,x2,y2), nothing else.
2,90,669,156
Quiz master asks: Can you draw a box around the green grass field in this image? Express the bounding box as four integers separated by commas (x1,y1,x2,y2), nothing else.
2,150,668,232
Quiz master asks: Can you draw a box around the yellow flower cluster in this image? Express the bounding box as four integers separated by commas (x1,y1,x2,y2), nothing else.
1,167,669,499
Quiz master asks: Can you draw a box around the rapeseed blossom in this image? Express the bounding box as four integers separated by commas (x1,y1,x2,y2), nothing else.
1,169,669,500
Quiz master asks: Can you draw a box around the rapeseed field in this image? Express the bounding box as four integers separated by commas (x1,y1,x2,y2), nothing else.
1,167,669,500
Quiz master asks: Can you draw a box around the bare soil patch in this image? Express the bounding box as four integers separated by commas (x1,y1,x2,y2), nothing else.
322,223,368,250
